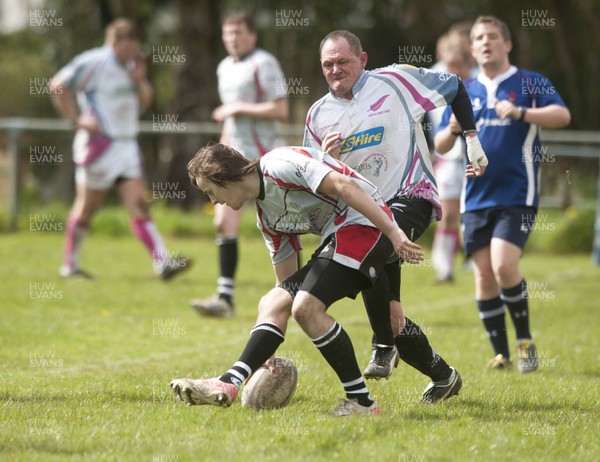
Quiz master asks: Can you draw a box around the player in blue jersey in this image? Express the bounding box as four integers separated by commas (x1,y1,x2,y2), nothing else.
171,143,423,416
435,16,570,372
191,11,289,318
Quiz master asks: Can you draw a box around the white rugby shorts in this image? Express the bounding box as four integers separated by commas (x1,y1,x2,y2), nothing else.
73,130,143,190
434,156,464,200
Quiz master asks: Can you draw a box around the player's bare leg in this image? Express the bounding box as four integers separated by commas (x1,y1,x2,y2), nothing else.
432,198,460,283
119,178,191,280
60,184,107,278
292,290,380,415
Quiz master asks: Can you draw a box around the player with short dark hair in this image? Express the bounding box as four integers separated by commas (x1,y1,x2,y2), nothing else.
435,15,570,372
171,143,423,416
191,10,289,318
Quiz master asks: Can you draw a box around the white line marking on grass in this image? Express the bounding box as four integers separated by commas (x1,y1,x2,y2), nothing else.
46,336,247,375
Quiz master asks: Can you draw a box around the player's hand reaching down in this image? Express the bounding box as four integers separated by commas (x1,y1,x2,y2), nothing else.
388,227,424,264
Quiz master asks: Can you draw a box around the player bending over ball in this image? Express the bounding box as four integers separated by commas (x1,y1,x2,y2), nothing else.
171,143,422,416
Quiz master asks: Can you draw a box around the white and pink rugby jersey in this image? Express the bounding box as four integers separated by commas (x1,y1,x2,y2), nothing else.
304,65,463,222
53,46,140,139
218,48,287,160
256,146,390,266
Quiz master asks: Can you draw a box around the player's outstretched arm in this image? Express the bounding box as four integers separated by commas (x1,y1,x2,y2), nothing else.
317,172,423,263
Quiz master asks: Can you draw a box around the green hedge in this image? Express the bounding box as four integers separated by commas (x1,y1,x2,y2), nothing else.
1,203,596,254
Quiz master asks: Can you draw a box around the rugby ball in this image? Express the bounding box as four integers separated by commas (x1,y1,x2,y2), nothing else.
241,356,298,410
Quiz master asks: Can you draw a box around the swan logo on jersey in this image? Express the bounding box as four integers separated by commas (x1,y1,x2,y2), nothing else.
340,126,384,154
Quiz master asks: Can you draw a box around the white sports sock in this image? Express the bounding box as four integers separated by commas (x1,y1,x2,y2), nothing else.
432,229,459,279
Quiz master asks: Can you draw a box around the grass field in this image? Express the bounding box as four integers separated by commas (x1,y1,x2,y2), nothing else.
1,210,599,461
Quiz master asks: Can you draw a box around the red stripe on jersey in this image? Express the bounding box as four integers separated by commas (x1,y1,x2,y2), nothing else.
289,147,312,157
335,225,380,263
258,207,282,254
263,171,312,192
257,207,302,257
323,158,359,179
253,63,266,100
251,125,269,156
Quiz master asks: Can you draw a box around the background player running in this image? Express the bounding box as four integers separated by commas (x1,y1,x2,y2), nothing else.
49,18,190,280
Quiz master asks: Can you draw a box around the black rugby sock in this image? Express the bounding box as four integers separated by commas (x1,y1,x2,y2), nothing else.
313,322,373,406
502,279,532,341
219,322,284,387
217,237,237,305
477,297,510,358
395,317,452,382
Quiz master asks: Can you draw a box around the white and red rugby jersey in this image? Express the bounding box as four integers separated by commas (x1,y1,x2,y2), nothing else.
256,146,390,267
218,48,287,160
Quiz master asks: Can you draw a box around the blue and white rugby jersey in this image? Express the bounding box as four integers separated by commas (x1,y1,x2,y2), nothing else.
256,146,388,265
437,66,567,212
218,48,287,160
304,66,463,222
53,46,139,139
